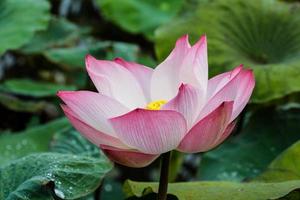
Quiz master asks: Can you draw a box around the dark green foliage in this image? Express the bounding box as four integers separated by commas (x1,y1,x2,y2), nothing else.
199,107,300,181
0,0,50,54
96,0,184,40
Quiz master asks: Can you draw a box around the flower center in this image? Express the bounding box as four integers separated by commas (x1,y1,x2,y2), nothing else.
146,100,167,110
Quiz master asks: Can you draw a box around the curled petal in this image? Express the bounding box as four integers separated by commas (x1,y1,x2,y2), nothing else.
178,101,233,153
57,91,129,137
114,58,153,101
61,105,130,149
207,65,243,99
162,84,203,129
151,35,191,100
198,68,255,121
101,145,159,168
86,55,146,109
110,109,187,154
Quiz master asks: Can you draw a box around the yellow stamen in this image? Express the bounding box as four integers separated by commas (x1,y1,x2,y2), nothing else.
146,100,167,110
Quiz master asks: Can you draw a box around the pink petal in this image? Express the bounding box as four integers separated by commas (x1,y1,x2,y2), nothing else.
151,35,191,100
178,101,233,153
86,55,146,109
57,91,129,137
198,68,255,122
101,145,159,168
61,105,130,149
162,84,203,129
232,70,255,120
207,65,243,99
114,58,153,101
109,109,187,154
213,121,236,147
180,35,208,96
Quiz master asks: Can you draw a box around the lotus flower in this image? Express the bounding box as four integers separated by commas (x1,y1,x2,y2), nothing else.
57,35,255,168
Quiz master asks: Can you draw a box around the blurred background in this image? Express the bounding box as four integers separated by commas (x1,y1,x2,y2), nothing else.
1,0,300,199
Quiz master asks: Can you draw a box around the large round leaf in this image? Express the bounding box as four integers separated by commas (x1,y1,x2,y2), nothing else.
0,0,50,55
124,180,300,200
0,124,113,199
0,153,112,200
51,129,102,158
0,118,70,166
155,0,300,103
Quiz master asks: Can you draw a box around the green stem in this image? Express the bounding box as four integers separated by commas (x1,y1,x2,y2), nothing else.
157,151,171,200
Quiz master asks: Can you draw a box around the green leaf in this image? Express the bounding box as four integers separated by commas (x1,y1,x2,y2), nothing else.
21,17,86,54
50,129,102,158
106,42,157,67
0,118,70,166
255,140,300,182
124,180,300,200
51,130,118,200
154,0,210,61
96,0,184,40
0,93,52,113
155,0,300,103
0,153,112,200
0,126,113,199
20,17,105,69
43,39,111,69
1,79,76,97
44,40,141,69
105,42,139,61
198,107,300,181
20,16,147,69
0,0,50,55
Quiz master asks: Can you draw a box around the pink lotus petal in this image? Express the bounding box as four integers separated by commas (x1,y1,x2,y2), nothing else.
231,70,255,120
180,35,208,95
57,91,129,137
61,105,130,149
162,84,203,129
151,35,191,100
101,145,159,168
207,65,243,99
178,101,233,153
198,68,255,122
114,58,153,101
110,109,187,154
213,121,236,147
86,55,146,109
